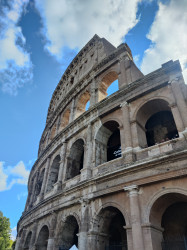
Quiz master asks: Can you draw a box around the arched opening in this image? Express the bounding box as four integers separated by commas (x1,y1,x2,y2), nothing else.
35,168,45,197
95,121,121,166
145,111,178,146
75,91,90,118
66,139,84,180
98,71,119,102
24,231,32,250
36,225,49,250
57,216,79,250
85,100,90,111
149,193,187,250
162,202,187,249
136,99,178,148
46,155,61,192
60,109,70,131
94,206,127,250
50,122,57,140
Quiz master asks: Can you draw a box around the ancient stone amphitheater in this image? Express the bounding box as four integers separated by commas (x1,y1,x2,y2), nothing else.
15,35,187,250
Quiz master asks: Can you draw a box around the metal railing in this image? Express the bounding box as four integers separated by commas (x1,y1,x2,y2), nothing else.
105,243,128,250
162,239,187,250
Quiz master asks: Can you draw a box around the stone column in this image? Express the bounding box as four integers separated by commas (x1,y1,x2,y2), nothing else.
121,102,132,149
87,231,98,250
131,121,139,148
171,79,187,129
78,232,88,250
47,212,57,250
81,124,92,181
69,98,76,123
90,78,97,107
15,236,21,250
170,103,184,133
124,185,144,250
57,141,67,189
47,238,55,250
78,199,90,250
16,228,27,250
118,56,128,88
121,102,135,162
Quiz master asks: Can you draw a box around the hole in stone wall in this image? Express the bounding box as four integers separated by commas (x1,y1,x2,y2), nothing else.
107,79,119,97
66,139,84,180
98,71,119,102
136,99,179,148
95,121,121,166
35,168,45,197
46,155,60,192
95,206,127,249
75,91,90,118
24,231,32,250
36,225,49,249
145,111,178,147
58,216,79,250
85,100,90,111
60,109,70,131
162,202,187,245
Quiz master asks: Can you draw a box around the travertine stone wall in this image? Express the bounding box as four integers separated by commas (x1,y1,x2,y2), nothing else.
16,35,187,250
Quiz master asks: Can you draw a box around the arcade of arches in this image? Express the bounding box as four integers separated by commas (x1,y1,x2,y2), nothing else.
21,192,187,250
16,37,187,250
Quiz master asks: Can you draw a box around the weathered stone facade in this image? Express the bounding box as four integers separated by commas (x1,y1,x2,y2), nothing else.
15,35,187,250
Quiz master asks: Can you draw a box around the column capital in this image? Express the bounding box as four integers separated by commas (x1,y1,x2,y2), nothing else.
124,185,139,196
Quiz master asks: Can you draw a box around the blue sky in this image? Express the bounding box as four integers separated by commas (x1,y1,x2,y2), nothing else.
0,0,186,240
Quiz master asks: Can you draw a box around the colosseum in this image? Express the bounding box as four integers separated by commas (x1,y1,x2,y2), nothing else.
15,35,187,250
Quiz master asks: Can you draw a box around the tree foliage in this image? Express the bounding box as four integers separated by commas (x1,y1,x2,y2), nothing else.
0,211,12,250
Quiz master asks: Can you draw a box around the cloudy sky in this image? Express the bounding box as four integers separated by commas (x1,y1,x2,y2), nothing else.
0,0,187,240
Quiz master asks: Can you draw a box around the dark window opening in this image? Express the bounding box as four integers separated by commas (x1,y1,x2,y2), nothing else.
66,139,84,180
145,111,179,147
107,129,121,161
97,207,127,250
161,202,187,250
58,216,79,250
46,155,60,192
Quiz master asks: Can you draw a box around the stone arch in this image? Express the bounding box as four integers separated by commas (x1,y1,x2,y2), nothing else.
95,120,121,166
98,70,119,101
101,117,123,129
146,189,187,250
55,215,80,249
36,225,49,250
132,96,174,122
50,121,57,140
59,108,70,131
75,90,91,118
35,168,45,197
46,155,61,192
135,98,178,148
23,231,32,250
92,205,128,250
145,188,187,224
66,139,85,180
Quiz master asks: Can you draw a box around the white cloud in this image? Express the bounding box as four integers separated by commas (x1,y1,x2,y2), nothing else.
35,0,141,60
0,0,33,95
141,0,187,83
0,162,8,191
11,226,17,241
0,161,30,191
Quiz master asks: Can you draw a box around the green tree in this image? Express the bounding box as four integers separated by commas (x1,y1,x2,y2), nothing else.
0,211,12,250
